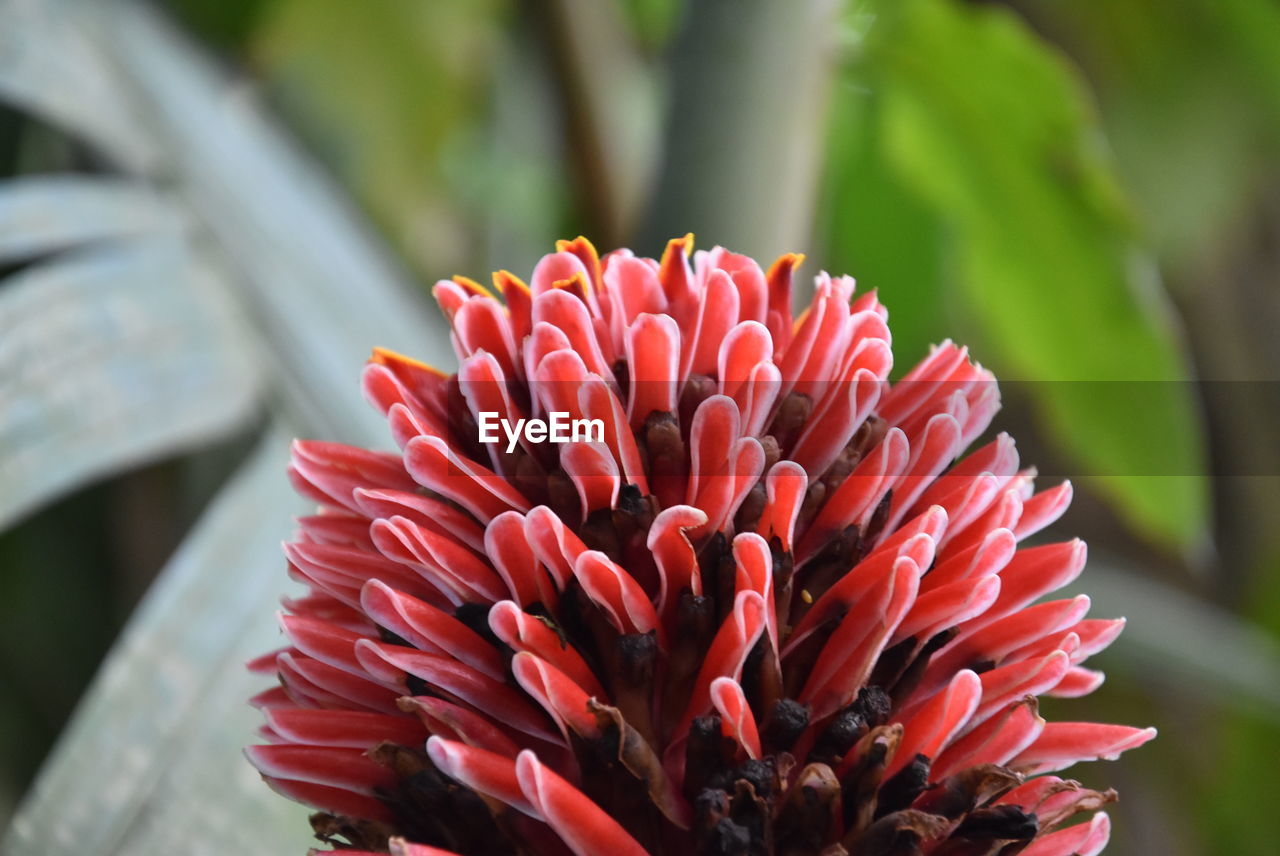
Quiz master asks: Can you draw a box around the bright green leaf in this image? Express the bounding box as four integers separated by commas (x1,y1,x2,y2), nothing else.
865,0,1208,552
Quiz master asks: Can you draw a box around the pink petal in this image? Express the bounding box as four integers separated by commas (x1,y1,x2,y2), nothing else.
649,504,708,624
400,696,521,758
755,460,807,554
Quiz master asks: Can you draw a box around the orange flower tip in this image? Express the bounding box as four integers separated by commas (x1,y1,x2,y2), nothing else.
492,269,530,297
551,271,590,298
555,235,598,256
666,232,695,256
368,347,445,378
451,274,494,299
766,251,805,278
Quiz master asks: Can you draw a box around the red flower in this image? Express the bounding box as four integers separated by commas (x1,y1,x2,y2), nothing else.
247,236,1154,855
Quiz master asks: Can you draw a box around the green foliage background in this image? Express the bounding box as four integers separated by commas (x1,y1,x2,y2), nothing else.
1,0,1278,853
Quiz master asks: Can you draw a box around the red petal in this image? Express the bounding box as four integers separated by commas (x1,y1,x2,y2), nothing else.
1021,812,1110,856
625,313,681,426
360,580,505,680
932,696,1044,780
354,640,559,744
262,707,426,750
516,750,649,856
490,600,606,698
649,505,708,624
511,652,602,741
1012,722,1157,775
403,435,531,523
426,736,536,816
574,550,660,638
889,669,982,779
710,677,762,759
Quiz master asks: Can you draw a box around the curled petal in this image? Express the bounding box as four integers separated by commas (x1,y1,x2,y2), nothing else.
574,550,660,637
755,460,807,554
245,744,396,799
353,487,486,553
560,441,622,521
890,669,983,779
524,505,589,590
789,367,882,478
932,696,1045,780
426,736,535,816
1049,666,1107,698
490,600,606,698
625,313,681,427
674,591,767,743
403,435,531,523
262,707,426,750
354,639,558,744
797,427,909,566
885,413,964,533
1012,722,1158,775
370,516,507,604
511,652,602,741
649,505,708,623
290,441,417,513
579,380,649,494
717,320,773,402
709,677,762,759
453,296,519,382
1015,481,1074,541
532,288,613,381
515,750,649,856
399,696,521,758
684,269,741,378
484,511,554,608
686,395,742,506
799,557,920,720
1022,812,1111,856
277,652,400,713
360,579,506,680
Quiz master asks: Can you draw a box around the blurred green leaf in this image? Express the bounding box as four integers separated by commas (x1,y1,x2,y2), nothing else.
864,0,1207,552
819,72,948,370
252,0,506,276
1023,0,1280,271
1198,551,1280,855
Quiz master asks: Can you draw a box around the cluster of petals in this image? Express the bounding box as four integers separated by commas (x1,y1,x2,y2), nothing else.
247,236,1155,856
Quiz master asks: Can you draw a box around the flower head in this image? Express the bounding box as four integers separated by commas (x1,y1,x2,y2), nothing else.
248,236,1154,856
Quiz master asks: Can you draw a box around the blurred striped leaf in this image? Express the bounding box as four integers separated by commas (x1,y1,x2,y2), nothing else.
0,219,260,527
4,426,311,855
0,0,449,852
863,0,1208,553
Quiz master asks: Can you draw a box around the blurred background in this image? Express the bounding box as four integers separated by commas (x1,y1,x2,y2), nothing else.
1,0,1277,853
